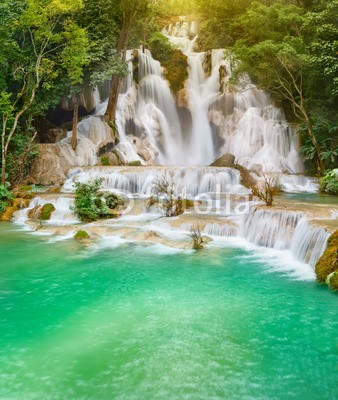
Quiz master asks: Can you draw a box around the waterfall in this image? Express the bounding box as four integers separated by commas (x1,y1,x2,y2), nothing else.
62,166,245,197
290,219,330,267
240,208,302,250
240,208,329,266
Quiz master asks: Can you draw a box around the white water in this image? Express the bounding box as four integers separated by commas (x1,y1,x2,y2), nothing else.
63,166,246,197
78,20,305,174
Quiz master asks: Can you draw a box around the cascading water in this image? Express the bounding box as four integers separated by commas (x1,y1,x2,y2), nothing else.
160,21,304,172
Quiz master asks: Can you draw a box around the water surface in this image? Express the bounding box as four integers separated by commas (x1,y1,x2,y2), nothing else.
0,224,337,400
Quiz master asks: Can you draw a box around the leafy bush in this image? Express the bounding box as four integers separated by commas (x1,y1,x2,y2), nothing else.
74,230,90,239
74,179,124,222
320,169,338,195
0,183,13,214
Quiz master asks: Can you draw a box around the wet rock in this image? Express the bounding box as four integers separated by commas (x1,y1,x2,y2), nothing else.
108,152,120,166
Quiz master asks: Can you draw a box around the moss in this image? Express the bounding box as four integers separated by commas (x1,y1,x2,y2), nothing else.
165,49,188,94
19,185,34,192
132,49,139,85
315,230,338,290
39,203,56,220
328,272,338,291
148,33,188,94
127,160,141,166
101,156,110,166
74,230,90,239
183,199,195,209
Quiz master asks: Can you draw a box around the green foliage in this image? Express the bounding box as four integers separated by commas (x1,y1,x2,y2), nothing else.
320,170,338,195
74,179,124,222
74,229,90,239
0,183,13,213
74,179,104,222
148,32,188,93
39,203,55,220
101,156,110,166
315,230,338,291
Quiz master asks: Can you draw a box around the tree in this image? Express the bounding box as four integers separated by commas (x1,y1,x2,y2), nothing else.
105,0,149,124
0,0,89,185
249,174,277,207
146,171,184,217
230,1,333,172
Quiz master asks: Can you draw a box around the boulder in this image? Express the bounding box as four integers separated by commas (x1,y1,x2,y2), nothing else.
108,153,120,166
45,128,67,143
12,198,30,209
315,230,338,290
211,153,236,167
127,135,153,162
0,206,18,221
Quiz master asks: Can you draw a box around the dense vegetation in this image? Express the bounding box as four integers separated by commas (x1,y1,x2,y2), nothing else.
74,179,124,222
194,0,338,174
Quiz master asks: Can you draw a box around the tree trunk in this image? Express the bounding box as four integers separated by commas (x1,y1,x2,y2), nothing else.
105,17,133,123
1,148,6,187
71,97,79,151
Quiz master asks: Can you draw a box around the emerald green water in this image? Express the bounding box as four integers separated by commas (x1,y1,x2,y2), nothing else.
0,224,337,400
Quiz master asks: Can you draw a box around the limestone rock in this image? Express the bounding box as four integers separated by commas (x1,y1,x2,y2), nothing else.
108,153,120,166
12,198,31,209
127,135,154,162
28,117,113,185
45,128,67,143
0,206,18,221
315,230,338,290
177,86,190,110
211,154,236,167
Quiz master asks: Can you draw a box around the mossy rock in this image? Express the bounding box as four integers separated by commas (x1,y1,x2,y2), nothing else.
74,230,90,239
12,198,30,209
39,203,56,220
127,160,141,166
101,156,110,166
0,206,18,221
315,230,338,290
328,272,338,291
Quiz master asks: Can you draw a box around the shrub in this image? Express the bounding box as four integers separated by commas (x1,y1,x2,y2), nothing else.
320,169,338,195
189,224,204,250
74,179,124,222
101,156,110,166
0,184,13,214
74,230,90,239
250,175,277,206
39,203,56,220
127,160,141,166
147,172,184,217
